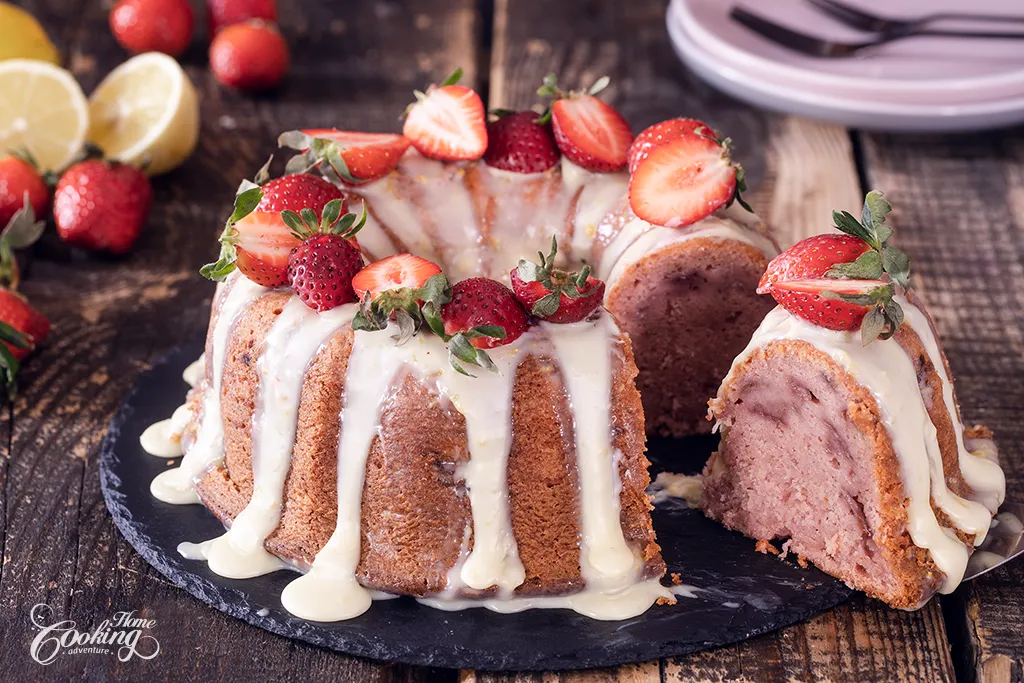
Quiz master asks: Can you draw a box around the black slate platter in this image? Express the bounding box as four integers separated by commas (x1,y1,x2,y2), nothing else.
100,338,853,672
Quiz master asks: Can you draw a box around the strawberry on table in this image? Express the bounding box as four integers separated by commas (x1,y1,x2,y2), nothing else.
0,154,48,229
757,190,911,344
207,0,278,37
202,172,347,287
209,20,289,92
54,159,152,255
286,202,366,312
279,129,411,184
403,68,487,162
0,289,48,362
628,128,750,228
351,253,442,301
109,0,195,57
627,117,711,175
510,236,605,323
536,73,633,173
482,111,560,174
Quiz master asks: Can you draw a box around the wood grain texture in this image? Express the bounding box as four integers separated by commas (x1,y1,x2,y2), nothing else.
476,1,958,682
0,1,471,681
860,130,1024,683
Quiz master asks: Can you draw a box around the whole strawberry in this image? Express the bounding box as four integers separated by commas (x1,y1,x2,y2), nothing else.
510,237,605,323
441,277,529,349
110,0,195,57
210,20,289,92
208,0,278,37
288,234,364,312
757,191,911,343
0,154,48,229
483,111,560,174
0,289,49,362
54,160,152,255
257,173,345,215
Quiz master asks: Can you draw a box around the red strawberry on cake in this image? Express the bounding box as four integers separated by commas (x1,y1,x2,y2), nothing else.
704,190,1005,609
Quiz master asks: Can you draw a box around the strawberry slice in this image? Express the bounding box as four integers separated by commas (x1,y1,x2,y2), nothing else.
550,95,633,172
281,129,411,184
769,278,891,332
233,211,302,287
627,118,711,175
403,69,487,162
352,253,442,300
628,135,740,228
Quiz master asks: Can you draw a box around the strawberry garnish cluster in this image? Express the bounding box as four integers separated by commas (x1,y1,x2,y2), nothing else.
757,190,911,345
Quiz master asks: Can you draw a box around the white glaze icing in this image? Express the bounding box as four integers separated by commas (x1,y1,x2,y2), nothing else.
648,472,704,508
724,301,1005,592
198,299,357,579
151,275,267,504
182,354,205,388
139,403,193,458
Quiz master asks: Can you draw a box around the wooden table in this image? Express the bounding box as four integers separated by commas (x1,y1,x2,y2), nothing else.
3,1,1022,681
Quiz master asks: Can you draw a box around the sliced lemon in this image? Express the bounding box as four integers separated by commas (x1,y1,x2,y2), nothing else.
88,52,200,176
0,59,88,172
0,3,59,65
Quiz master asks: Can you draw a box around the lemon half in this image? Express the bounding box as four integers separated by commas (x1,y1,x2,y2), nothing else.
0,59,88,172
0,3,59,65
88,52,200,176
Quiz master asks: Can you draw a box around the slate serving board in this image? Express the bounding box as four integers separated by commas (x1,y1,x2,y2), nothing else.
99,339,853,672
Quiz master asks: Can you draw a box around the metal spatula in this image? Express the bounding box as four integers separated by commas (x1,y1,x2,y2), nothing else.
964,501,1024,582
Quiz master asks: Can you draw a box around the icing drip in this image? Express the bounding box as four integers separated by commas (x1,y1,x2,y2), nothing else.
182,354,205,388
197,299,357,579
726,302,1003,591
151,276,267,503
899,299,1006,514
542,315,637,590
139,403,193,458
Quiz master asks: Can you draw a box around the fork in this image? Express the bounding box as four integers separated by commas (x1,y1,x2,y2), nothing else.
731,6,1024,58
807,0,1024,36
964,501,1024,582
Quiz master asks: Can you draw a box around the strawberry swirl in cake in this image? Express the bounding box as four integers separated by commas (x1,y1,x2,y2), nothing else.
139,69,778,622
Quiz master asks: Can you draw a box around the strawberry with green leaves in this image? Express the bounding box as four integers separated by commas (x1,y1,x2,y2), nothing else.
201,167,348,287
510,236,605,323
757,190,911,344
0,289,49,397
536,73,633,172
403,68,488,162
0,153,49,229
285,202,366,312
279,129,411,185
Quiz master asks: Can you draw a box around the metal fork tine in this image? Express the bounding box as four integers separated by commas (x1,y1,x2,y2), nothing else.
729,7,859,57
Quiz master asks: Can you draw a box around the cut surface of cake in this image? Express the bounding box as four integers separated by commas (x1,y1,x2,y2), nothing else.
703,193,1006,609
138,74,777,622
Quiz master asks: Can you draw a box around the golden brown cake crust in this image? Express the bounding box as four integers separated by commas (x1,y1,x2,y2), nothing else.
192,314,665,598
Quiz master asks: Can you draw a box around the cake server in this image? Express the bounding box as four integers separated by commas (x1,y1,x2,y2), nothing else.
964,501,1024,582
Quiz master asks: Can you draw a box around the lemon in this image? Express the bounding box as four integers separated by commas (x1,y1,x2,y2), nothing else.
88,52,200,176
0,60,88,171
0,3,59,65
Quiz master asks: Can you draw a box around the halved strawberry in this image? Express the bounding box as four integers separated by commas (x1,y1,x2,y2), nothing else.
537,73,632,172
757,194,912,343
280,129,411,184
628,135,741,228
403,69,487,162
233,211,302,287
628,118,710,175
352,253,442,300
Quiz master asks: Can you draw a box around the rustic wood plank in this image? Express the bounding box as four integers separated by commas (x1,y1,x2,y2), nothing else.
478,1,957,682
0,0,472,680
860,129,1024,683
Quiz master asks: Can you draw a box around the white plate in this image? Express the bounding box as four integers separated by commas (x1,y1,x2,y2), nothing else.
674,0,1024,104
666,1,1024,131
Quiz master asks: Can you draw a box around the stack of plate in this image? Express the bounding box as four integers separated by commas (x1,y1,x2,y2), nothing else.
667,0,1024,131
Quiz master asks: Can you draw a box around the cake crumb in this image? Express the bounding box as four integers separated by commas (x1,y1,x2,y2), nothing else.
755,539,779,555
670,572,682,586
797,555,809,569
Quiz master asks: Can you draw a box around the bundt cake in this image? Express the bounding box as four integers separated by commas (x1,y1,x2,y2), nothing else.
138,72,778,621
703,192,1006,608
